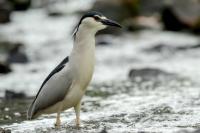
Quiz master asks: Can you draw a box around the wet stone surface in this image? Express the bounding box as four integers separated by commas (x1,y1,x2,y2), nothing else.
1,74,200,133
0,99,31,125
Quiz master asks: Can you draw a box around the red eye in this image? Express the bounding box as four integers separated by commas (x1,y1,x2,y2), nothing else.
94,16,100,21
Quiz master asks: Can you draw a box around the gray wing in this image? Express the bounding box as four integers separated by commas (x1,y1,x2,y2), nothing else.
27,56,72,119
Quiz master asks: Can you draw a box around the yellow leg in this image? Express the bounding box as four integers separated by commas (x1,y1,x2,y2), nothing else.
55,104,63,128
74,101,81,127
55,112,61,128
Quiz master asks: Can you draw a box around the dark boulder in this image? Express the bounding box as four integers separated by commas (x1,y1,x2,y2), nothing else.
144,43,200,54
128,68,177,84
5,90,26,100
99,127,108,133
124,16,161,31
139,0,166,15
129,68,175,80
177,43,200,51
0,41,13,52
0,41,29,64
139,0,200,33
161,6,190,31
144,43,176,53
0,127,11,133
0,62,11,74
96,35,113,46
128,68,193,90
48,11,64,17
161,0,200,33
6,43,29,64
0,0,13,23
9,0,31,11
176,129,200,133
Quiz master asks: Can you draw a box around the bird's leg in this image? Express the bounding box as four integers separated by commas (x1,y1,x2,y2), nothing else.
55,105,63,128
74,101,81,127
55,111,61,128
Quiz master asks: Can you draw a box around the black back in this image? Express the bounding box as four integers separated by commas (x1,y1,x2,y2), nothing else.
40,56,69,89
32,56,69,106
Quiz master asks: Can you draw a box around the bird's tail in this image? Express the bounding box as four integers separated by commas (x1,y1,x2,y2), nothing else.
27,101,41,120
27,101,35,120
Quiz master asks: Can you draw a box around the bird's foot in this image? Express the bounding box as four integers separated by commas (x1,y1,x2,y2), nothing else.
54,119,61,129
54,123,61,129
75,117,80,128
76,123,80,128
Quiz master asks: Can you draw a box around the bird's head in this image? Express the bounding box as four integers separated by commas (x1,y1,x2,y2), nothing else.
73,11,121,37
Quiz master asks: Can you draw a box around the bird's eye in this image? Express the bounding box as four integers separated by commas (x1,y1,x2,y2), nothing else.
94,16,100,21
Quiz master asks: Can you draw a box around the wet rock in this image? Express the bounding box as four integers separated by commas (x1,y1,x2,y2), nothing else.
0,41,13,52
0,0,12,23
192,130,200,133
48,11,64,17
0,98,32,125
139,0,165,15
9,0,31,11
0,62,11,74
151,104,174,115
96,35,113,46
13,112,21,117
96,40,110,46
124,16,161,31
0,41,28,64
176,43,200,51
99,127,108,133
177,129,200,133
144,43,175,53
46,3,65,17
161,6,190,31
161,0,200,33
6,43,29,64
128,68,175,81
4,115,12,120
144,43,200,54
0,128,11,133
86,88,112,98
5,90,26,100
103,0,165,31
128,67,192,91
127,67,192,90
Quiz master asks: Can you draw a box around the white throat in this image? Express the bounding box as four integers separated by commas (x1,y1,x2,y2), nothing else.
72,25,96,59
69,25,97,86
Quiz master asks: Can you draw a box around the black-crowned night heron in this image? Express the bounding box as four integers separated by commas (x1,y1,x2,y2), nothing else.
27,11,121,128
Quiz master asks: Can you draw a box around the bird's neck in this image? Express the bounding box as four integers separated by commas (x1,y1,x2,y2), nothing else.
70,26,97,87
71,26,96,56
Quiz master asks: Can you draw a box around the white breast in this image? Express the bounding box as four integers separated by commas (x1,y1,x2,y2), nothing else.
70,27,96,90
61,43,95,109
61,24,96,109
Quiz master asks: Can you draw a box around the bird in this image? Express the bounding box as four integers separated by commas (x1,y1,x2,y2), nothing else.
27,11,121,128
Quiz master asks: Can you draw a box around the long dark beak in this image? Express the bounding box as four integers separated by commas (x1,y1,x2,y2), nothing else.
101,19,122,28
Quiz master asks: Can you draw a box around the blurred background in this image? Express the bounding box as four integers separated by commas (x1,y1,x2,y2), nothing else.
0,0,200,132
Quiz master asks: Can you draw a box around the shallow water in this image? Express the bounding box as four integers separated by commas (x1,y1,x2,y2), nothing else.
1,0,200,132
1,78,200,133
